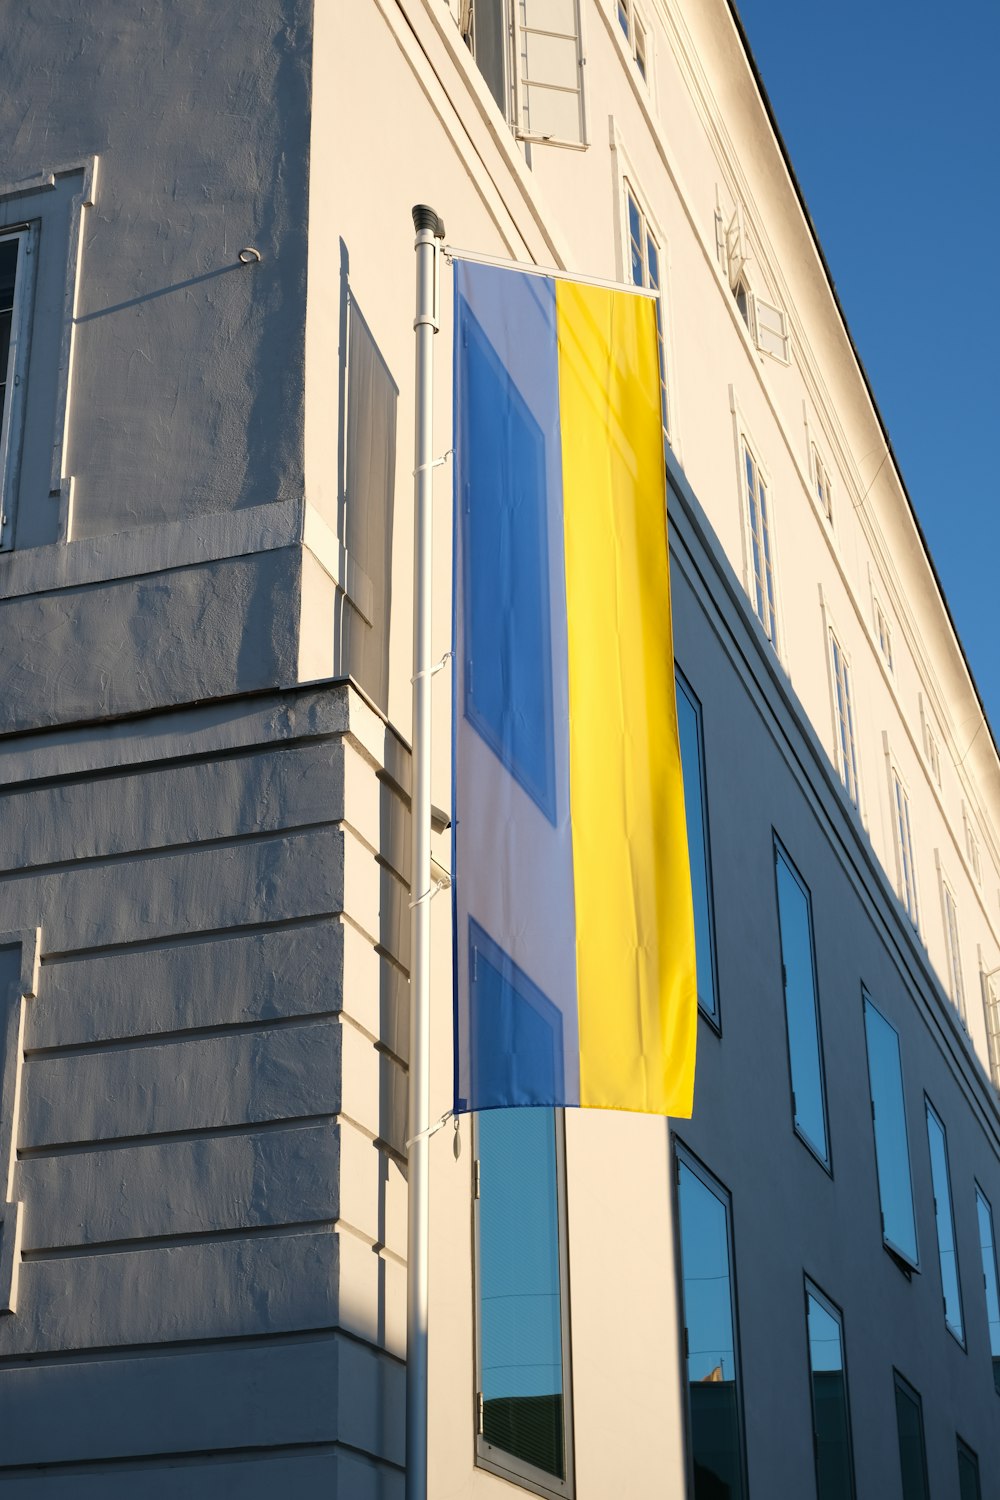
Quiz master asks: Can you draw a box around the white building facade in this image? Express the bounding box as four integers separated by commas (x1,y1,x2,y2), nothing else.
0,2,997,1496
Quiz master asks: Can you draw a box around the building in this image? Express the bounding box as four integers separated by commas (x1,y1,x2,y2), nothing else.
0,1,998,1496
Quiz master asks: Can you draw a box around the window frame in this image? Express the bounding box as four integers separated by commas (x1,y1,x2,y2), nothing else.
0,221,37,551
885,742,920,931
936,855,967,1025
873,594,895,675
615,0,651,85
957,1436,982,1500
862,989,920,1272
803,1277,857,1500
826,623,861,811
730,398,781,653
622,175,670,444
919,696,943,788
675,667,720,1031
973,1180,1000,1397
673,1139,749,1500
472,1108,575,1499
811,441,834,525
773,836,832,1172
893,1370,930,1500
981,965,1000,1094
924,1095,965,1348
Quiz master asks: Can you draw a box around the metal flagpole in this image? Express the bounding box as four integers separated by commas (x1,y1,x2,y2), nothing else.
407,202,445,1500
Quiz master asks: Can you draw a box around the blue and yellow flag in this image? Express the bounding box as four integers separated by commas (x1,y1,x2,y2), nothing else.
452,257,696,1118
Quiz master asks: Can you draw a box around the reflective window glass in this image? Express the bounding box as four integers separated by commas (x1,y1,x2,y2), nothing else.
806,1283,855,1500
775,844,829,1165
958,1438,982,1500
925,1100,964,1343
863,995,918,1267
676,674,718,1024
743,442,776,643
974,1185,1000,1395
476,1108,570,1486
676,1151,746,1500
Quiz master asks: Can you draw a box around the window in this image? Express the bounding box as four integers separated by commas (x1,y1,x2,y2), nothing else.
475,1108,573,1496
461,0,586,146
616,0,649,80
625,183,669,440
742,440,777,645
676,672,719,1026
974,1184,1000,1396
774,841,830,1167
0,224,34,549
893,1373,929,1500
983,969,1000,1092
829,630,860,809
805,1281,856,1500
718,203,790,361
675,1146,746,1500
812,444,833,523
965,810,982,885
925,1099,964,1344
939,868,966,1023
957,1438,982,1500
890,765,919,929
874,597,894,672
863,993,919,1268
920,701,942,787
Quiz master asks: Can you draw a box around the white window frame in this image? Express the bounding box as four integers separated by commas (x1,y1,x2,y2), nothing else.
873,592,895,675
730,391,781,655
936,854,967,1025
825,614,861,812
919,695,943,788
614,0,651,86
980,957,1000,1093
811,442,833,525
0,222,37,551
461,0,588,149
716,195,790,363
885,738,919,931
612,133,677,449
963,804,983,887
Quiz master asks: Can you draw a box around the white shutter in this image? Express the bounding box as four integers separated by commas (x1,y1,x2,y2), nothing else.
514,0,586,146
754,295,790,363
724,204,746,288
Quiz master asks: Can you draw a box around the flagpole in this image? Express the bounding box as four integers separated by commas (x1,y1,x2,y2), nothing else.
407,202,444,1500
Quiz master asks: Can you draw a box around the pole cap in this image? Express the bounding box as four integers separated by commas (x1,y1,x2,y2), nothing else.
412,204,446,238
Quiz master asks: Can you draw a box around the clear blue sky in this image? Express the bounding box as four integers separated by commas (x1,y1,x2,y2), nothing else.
734,0,1000,746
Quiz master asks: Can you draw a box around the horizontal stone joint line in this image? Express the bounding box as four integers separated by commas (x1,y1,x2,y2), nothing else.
21,1217,338,1263
24,1008,344,1063
42,911,342,967
18,1111,341,1161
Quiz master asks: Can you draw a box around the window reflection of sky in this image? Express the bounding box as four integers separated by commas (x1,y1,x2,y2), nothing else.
864,999,918,1264
976,1189,1000,1357
678,1161,735,1383
677,681,717,1019
479,1109,563,1401
926,1106,963,1341
807,1294,843,1374
775,854,828,1162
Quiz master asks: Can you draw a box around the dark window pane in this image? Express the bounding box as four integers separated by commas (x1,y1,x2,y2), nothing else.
894,1376,929,1500
864,997,918,1265
974,1186,1000,1394
0,237,19,427
806,1287,855,1500
472,0,508,116
478,1108,566,1480
677,1156,745,1500
926,1103,964,1342
958,1439,982,1500
676,677,717,1021
775,848,829,1163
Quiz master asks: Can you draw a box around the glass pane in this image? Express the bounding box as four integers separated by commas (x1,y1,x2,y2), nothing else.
0,237,19,420
677,1159,745,1500
894,1378,929,1500
478,1109,565,1479
617,0,630,38
676,679,717,1021
864,998,918,1265
975,1188,1000,1394
807,1289,854,1500
775,850,829,1163
925,1104,963,1341
646,237,660,289
958,1440,982,1500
